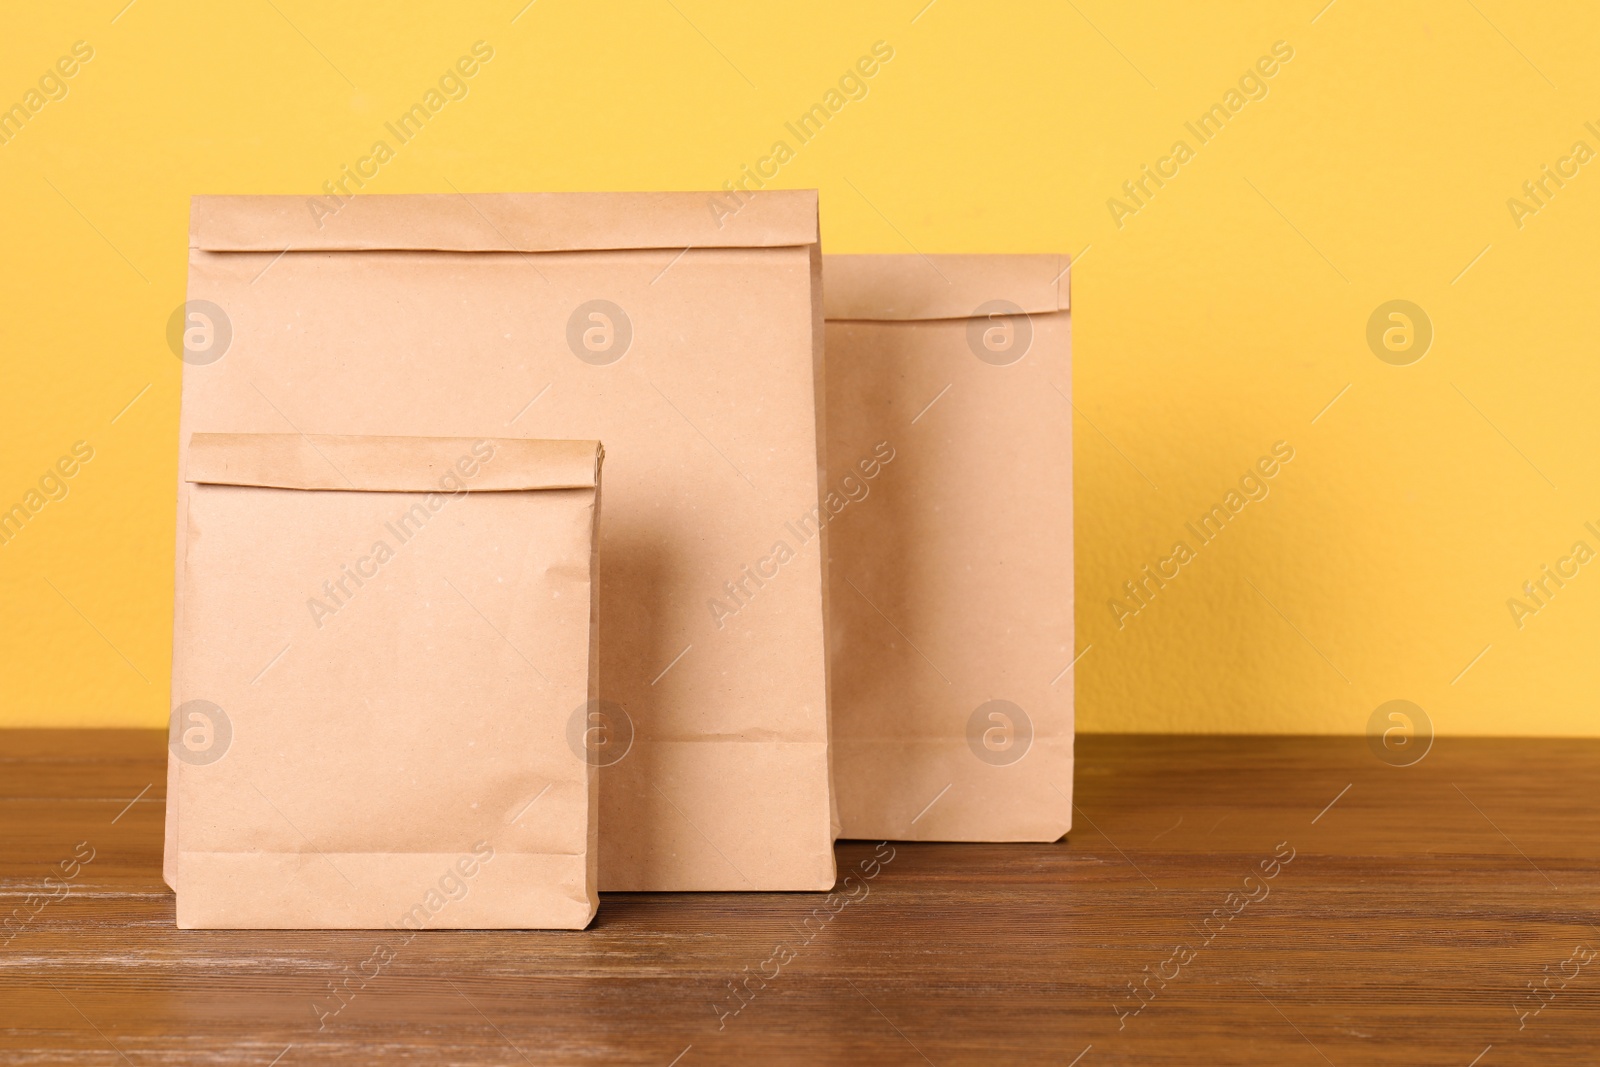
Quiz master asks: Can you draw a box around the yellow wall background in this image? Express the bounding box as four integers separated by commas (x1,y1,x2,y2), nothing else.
3,1,1596,734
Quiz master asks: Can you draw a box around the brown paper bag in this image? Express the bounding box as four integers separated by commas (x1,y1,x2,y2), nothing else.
822,254,1074,841
166,192,834,892
170,433,602,929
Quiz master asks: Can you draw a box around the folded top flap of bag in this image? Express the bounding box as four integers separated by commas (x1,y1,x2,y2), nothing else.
186,433,602,492
190,191,818,253
822,253,1071,322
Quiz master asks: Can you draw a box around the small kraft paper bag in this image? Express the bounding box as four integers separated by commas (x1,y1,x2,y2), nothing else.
822,254,1074,841
167,191,834,892
169,433,602,929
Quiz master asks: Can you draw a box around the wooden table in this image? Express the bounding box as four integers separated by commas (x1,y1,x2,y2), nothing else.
2,731,1596,1065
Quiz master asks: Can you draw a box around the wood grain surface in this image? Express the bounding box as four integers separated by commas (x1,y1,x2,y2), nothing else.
2,730,1597,1065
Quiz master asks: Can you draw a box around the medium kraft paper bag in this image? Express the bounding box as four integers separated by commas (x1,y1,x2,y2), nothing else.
822,253,1073,841
166,191,834,892
170,433,602,929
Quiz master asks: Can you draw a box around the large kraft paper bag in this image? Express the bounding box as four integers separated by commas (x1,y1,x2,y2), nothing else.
166,192,834,892
822,254,1073,841
171,433,602,928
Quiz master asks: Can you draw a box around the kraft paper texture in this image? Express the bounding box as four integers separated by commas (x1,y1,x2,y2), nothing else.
166,192,835,893
822,254,1074,841
170,434,602,929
